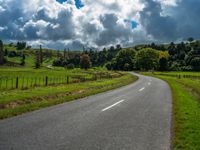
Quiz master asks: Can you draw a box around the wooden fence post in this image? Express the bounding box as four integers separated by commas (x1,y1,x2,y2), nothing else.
93,74,97,80
67,76,69,84
16,77,19,89
5,78,8,89
45,76,48,86
0,78,2,89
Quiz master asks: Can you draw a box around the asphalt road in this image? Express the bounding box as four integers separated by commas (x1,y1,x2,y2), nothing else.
0,73,172,150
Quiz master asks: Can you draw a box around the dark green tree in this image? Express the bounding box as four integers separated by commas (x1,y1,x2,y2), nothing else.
35,50,41,69
190,57,200,71
80,54,91,70
188,37,194,43
4,49,8,56
20,53,26,66
159,57,168,71
63,48,67,60
135,48,159,70
0,40,5,65
16,41,26,50
115,48,136,70
39,45,43,64
116,44,122,51
168,42,176,56
98,50,107,65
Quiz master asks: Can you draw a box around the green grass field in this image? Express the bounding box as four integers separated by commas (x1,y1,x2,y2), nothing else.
4,44,56,67
0,67,123,90
0,67,138,119
142,72,200,150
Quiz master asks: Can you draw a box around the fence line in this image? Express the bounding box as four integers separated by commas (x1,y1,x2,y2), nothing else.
154,73,200,80
0,72,123,91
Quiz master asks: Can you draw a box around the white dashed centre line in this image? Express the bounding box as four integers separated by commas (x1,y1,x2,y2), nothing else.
102,100,125,112
139,87,145,91
148,82,151,85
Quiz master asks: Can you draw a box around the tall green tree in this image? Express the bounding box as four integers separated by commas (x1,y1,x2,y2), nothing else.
63,48,67,60
80,54,92,70
39,45,43,64
190,57,200,71
135,48,159,70
35,50,41,69
115,48,136,71
159,57,168,71
0,40,4,65
20,53,26,66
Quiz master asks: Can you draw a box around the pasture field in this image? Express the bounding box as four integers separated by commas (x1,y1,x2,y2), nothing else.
0,67,123,90
0,67,138,119
142,72,200,150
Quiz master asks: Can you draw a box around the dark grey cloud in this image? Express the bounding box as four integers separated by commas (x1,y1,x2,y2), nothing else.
23,6,76,41
0,1,76,41
140,0,177,41
140,0,200,42
0,1,25,40
42,40,84,50
95,13,131,46
171,0,200,39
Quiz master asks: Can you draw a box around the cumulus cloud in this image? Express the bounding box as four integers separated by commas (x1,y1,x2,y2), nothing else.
169,0,200,39
0,0,199,49
140,0,177,41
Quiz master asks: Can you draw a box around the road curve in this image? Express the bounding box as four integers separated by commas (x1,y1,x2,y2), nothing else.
0,73,172,150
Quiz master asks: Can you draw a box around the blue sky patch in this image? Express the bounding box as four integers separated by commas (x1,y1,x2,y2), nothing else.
124,19,138,29
75,0,84,9
56,0,84,9
56,0,66,4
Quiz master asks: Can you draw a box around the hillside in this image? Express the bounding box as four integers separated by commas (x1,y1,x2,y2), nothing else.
1,42,121,68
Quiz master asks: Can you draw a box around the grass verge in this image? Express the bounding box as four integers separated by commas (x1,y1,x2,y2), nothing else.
0,73,138,119
142,72,200,150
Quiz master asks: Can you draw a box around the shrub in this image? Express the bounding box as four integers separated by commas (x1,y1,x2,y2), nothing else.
66,63,75,69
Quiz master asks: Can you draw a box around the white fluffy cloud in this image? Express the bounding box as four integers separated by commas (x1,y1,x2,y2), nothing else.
0,0,199,49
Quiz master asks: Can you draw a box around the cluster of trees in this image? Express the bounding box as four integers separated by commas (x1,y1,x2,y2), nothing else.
52,45,122,69
16,42,26,50
105,48,166,71
0,40,27,66
104,38,200,71
167,40,200,71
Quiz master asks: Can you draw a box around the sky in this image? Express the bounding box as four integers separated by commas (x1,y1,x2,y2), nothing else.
0,0,200,50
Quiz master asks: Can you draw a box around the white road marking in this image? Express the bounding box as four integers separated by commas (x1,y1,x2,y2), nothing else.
148,82,151,85
139,87,145,91
102,100,124,112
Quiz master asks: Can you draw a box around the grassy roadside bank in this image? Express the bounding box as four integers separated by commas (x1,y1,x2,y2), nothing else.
0,73,138,119
141,72,200,150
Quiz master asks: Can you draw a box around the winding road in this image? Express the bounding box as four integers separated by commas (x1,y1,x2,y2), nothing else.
0,73,172,150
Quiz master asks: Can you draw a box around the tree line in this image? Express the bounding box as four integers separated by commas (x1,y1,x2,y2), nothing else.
0,38,200,71
104,38,200,71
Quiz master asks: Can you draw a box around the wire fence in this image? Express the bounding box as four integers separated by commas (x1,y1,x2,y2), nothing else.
154,73,200,80
0,72,124,91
